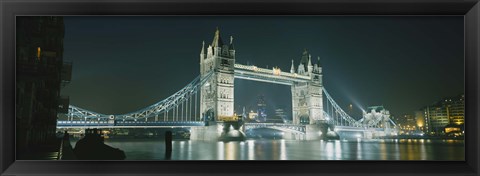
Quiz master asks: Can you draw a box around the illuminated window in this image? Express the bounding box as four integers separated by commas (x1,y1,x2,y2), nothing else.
37,47,41,59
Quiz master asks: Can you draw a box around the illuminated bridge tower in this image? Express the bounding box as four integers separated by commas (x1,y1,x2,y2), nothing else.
192,28,243,141
291,49,324,125
291,50,326,139
199,28,236,122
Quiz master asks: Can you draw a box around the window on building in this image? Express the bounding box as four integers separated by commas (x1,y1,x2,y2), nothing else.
37,47,41,60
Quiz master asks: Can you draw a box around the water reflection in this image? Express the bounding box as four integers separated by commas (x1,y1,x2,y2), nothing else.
225,142,237,160
356,141,362,160
280,140,286,160
247,140,255,160
91,139,464,160
325,141,334,159
380,142,387,160
420,141,426,160
217,141,224,160
393,141,400,160
239,141,246,160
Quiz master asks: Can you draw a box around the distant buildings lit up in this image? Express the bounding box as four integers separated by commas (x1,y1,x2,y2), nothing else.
424,94,464,135
394,94,464,136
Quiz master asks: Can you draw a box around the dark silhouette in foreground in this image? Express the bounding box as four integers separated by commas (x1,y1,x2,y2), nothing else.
73,129,126,160
165,131,172,160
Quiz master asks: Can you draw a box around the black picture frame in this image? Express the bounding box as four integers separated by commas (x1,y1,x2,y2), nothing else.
1,0,479,175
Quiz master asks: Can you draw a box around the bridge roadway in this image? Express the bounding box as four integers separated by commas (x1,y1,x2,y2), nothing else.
57,120,375,134
244,123,307,134
334,126,384,132
56,120,205,129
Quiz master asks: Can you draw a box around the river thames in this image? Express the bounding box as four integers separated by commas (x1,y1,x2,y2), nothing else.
71,138,464,160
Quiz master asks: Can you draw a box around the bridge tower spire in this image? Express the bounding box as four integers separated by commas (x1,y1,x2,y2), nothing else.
307,54,313,74
290,60,295,73
200,41,206,73
314,56,322,73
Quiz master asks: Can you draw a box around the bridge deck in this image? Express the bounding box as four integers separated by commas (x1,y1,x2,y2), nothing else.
234,64,310,85
57,120,385,133
57,121,205,128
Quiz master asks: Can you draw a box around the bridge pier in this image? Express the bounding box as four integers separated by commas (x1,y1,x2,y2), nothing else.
306,122,340,140
282,132,306,140
190,123,221,141
190,121,245,141
305,124,324,140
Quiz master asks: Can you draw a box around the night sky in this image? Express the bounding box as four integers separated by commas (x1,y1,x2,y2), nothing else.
61,16,464,119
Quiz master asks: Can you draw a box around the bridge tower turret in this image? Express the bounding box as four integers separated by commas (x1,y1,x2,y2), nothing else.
200,28,236,122
307,54,313,74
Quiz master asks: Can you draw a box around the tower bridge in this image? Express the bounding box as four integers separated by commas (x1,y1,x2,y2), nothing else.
57,29,397,140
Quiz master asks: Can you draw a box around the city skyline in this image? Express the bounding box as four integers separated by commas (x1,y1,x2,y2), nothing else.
61,16,464,119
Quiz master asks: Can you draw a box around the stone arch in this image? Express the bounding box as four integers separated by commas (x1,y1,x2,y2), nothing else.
299,114,310,125
202,108,215,122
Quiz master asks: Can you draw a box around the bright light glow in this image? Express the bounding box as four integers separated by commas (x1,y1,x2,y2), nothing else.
355,134,362,138
272,67,281,75
37,47,41,59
